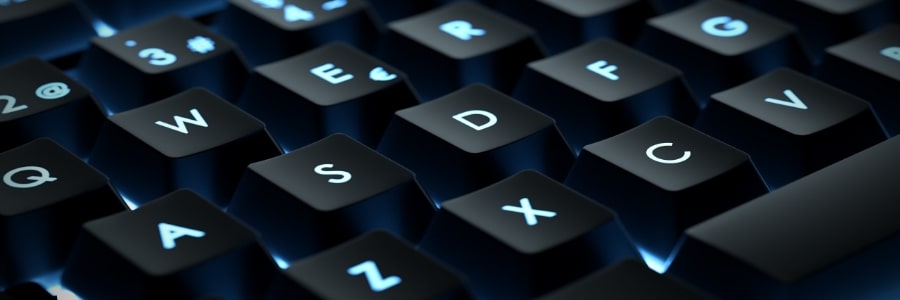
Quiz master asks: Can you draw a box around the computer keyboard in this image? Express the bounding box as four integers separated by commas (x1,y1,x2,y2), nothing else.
1,0,898,299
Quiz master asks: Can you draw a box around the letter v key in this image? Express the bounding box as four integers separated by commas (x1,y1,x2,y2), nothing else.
764,89,808,110
347,260,402,292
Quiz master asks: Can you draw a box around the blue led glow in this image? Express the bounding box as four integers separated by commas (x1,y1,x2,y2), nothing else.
273,255,290,269
637,246,672,274
91,20,117,38
120,194,139,210
31,271,83,300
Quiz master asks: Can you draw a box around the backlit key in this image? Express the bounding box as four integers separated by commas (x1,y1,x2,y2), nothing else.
77,16,250,114
238,43,419,150
377,2,544,100
637,0,810,103
228,134,435,262
745,0,897,62
0,58,106,158
817,24,900,136
0,139,125,287
266,231,472,299
377,84,573,204
514,39,698,153
565,117,767,260
500,0,656,54
216,0,380,66
61,190,277,300
88,88,281,207
420,171,640,299
0,0,94,66
696,68,886,188
78,0,225,30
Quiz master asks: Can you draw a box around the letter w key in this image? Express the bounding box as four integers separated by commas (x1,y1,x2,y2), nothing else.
347,260,402,292
155,108,209,134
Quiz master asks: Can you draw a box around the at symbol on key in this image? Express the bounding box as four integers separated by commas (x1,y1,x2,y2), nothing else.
501,198,557,226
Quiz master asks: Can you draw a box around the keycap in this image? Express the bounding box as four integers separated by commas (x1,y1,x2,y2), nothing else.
266,231,472,299
667,135,900,300
377,84,574,203
61,190,277,300
0,0,94,66
536,259,712,300
238,43,419,150
77,0,225,30
817,24,900,136
0,282,54,300
0,139,125,287
695,68,886,189
0,58,106,158
228,134,435,262
376,2,544,100
513,39,698,153
77,16,250,114
420,170,640,300
365,0,440,24
216,0,380,66
499,0,656,54
745,0,897,62
636,0,810,103
88,88,281,207
565,117,767,260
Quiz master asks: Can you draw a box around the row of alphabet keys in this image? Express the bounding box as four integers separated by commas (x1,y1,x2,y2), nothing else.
1,0,900,299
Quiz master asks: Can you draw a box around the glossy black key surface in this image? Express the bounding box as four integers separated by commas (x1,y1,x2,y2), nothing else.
420,170,639,300
0,0,93,66
62,190,276,300
267,231,471,299
818,24,900,136
537,259,711,300
565,117,767,260
696,68,885,189
668,136,900,300
238,43,418,150
77,16,249,114
0,139,125,287
377,84,573,203
78,0,225,29
745,0,897,62
0,282,54,300
228,134,435,262
0,58,106,158
88,88,281,207
377,2,544,100
514,39,698,153
216,0,380,66
637,0,810,103
500,0,656,54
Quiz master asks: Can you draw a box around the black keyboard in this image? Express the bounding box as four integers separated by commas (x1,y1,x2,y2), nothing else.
1,0,899,299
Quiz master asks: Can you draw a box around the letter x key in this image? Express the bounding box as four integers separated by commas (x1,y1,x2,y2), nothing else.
501,197,557,226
